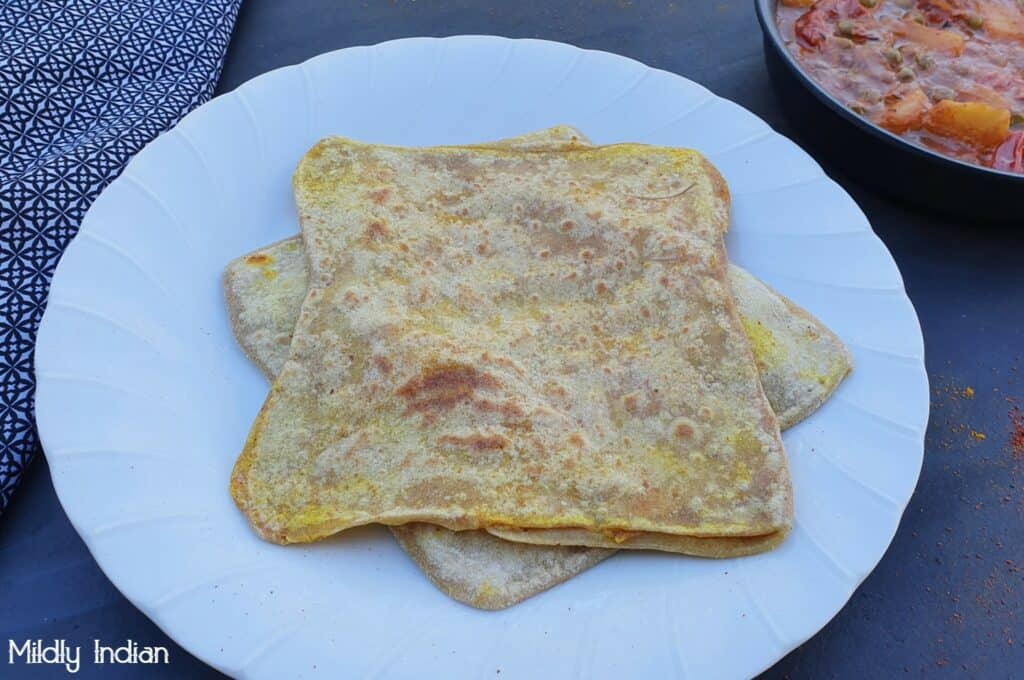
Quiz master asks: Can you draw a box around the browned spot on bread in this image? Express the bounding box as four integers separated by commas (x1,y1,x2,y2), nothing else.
365,220,391,242
366,187,391,205
620,389,662,418
561,219,576,232
397,363,501,419
672,418,696,440
567,432,585,448
474,398,526,420
544,382,569,400
245,253,272,266
439,432,510,452
373,355,393,375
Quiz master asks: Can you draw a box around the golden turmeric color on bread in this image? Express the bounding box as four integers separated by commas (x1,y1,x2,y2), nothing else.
230,137,792,552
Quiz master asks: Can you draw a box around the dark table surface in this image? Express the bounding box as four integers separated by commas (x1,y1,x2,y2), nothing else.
3,1,1022,678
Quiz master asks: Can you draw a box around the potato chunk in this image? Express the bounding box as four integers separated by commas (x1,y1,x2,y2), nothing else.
976,3,1024,43
892,19,965,54
876,88,930,133
923,100,1011,148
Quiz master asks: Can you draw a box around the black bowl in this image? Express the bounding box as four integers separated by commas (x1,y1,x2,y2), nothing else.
754,0,1022,223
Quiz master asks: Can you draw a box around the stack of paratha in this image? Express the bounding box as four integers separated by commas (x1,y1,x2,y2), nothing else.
226,127,852,609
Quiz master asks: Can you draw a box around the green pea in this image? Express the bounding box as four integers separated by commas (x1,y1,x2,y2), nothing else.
855,87,880,104
837,19,857,37
850,102,869,115
835,36,855,49
1011,113,1024,128
916,53,934,69
967,14,984,30
883,47,902,65
860,0,878,7
897,67,915,81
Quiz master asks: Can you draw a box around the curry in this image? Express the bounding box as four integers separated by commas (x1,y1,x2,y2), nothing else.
777,0,1024,173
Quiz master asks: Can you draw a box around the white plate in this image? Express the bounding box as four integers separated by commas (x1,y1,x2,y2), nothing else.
35,36,928,680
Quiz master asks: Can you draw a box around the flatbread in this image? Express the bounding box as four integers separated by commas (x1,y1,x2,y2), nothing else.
230,137,792,551
391,524,612,609
225,129,849,606
727,265,852,430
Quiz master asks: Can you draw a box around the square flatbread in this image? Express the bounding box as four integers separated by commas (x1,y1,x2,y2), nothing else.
230,138,793,550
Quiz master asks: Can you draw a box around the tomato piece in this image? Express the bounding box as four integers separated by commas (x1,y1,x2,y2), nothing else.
992,131,1024,173
795,6,834,46
795,0,867,48
916,0,969,23
917,0,961,11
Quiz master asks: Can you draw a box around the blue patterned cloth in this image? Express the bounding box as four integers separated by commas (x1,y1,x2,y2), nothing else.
0,0,242,513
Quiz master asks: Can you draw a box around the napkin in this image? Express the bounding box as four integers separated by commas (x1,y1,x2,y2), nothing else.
0,0,242,513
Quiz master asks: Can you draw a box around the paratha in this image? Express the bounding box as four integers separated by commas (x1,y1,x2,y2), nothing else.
230,137,793,550
726,265,851,430
225,129,849,606
392,524,612,609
